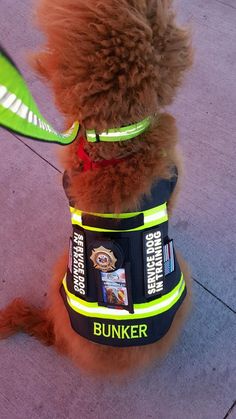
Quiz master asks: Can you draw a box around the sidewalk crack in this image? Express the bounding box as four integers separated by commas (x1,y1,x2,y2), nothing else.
192,277,236,314
12,132,62,174
215,0,236,10
223,400,236,419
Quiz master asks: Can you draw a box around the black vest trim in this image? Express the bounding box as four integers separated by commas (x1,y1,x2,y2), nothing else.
60,284,187,347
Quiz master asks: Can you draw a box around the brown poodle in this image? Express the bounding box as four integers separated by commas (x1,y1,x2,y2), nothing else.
0,0,192,375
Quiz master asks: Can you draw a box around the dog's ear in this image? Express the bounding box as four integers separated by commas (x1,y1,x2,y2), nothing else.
146,0,193,106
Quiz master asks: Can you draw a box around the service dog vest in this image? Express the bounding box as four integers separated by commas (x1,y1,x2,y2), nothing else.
60,171,187,347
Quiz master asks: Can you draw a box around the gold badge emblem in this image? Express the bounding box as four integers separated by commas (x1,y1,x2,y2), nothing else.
90,246,117,272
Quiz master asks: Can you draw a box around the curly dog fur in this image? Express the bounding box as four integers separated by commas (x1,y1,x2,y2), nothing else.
0,0,192,375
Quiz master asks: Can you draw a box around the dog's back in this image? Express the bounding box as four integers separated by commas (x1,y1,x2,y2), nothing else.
0,0,193,375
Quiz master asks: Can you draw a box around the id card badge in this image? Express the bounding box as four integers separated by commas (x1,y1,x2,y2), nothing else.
98,264,133,313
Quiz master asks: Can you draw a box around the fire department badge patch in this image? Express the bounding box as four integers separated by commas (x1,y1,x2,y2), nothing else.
90,246,117,272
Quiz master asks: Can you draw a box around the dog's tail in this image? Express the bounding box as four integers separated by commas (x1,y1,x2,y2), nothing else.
0,298,54,346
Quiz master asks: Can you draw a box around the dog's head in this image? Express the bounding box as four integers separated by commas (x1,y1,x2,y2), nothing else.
32,0,192,130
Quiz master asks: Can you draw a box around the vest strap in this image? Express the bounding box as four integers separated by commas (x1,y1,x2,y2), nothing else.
82,212,144,231
70,202,168,232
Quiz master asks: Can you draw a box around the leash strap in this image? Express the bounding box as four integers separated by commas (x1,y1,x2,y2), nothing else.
0,46,79,145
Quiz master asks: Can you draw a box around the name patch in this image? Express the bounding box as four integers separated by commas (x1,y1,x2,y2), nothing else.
143,230,164,297
72,230,87,296
93,322,148,340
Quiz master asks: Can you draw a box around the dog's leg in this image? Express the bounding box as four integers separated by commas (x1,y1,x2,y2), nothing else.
0,299,54,346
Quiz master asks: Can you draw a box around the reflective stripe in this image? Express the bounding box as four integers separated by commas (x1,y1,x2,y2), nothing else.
70,203,168,232
144,209,168,224
0,85,7,99
86,117,151,143
0,48,80,145
0,92,16,108
11,98,22,114
71,213,82,223
33,114,37,126
62,274,185,320
28,110,33,123
0,82,79,141
70,202,167,219
17,102,29,119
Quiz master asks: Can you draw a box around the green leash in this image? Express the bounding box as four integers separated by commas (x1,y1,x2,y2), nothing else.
0,45,151,145
0,46,79,145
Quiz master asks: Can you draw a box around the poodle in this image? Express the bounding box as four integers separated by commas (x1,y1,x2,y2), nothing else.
0,0,192,376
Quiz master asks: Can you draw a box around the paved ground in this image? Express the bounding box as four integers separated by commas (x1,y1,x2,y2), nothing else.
0,0,235,418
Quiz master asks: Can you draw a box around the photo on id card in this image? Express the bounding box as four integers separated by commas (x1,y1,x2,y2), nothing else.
100,269,129,308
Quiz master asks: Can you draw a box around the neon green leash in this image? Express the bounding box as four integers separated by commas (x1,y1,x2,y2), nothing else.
0,46,151,145
0,48,79,145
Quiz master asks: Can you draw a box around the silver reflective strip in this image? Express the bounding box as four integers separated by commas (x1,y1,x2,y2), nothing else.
0,85,32,121
144,208,168,223
10,98,22,113
39,119,46,130
87,121,149,140
28,110,33,123
88,128,143,139
0,93,17,108
66,276,185,318
0,84,77,140
0,84,56,134
71,213,82,224
17,103,29,119
0,85,7,100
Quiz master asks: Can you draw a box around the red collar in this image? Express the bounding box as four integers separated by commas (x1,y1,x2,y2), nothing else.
77,137,125,172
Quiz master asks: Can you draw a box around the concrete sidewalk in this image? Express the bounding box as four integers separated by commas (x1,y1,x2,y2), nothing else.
0,0,235,418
